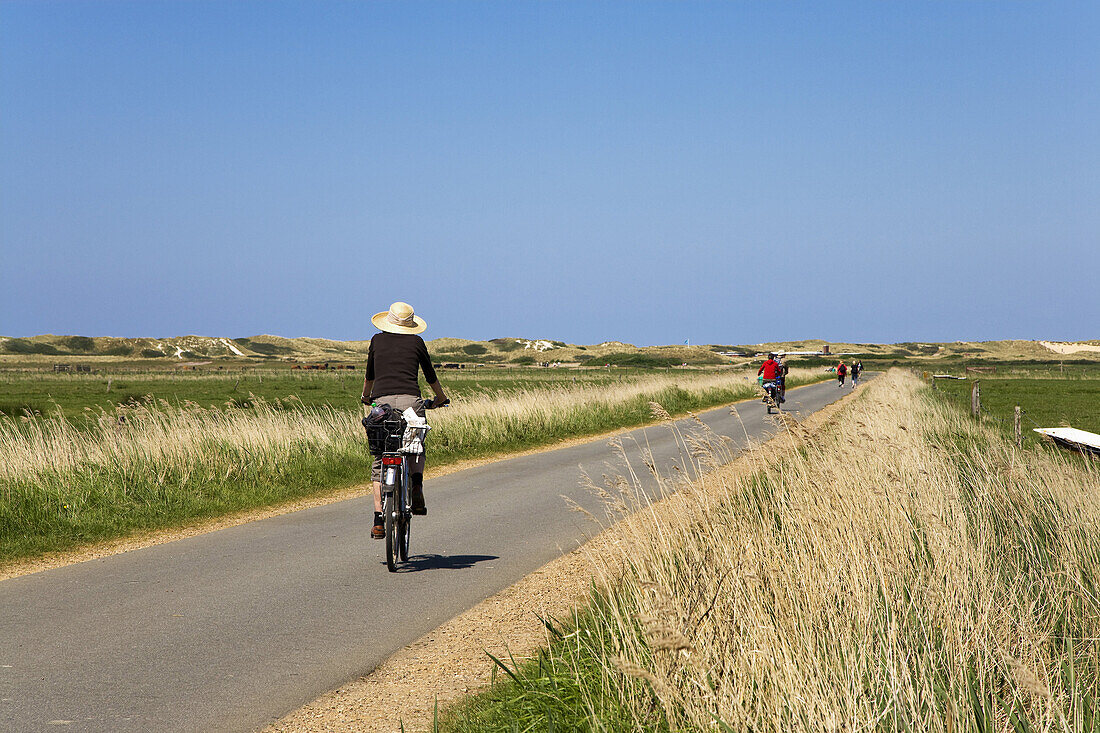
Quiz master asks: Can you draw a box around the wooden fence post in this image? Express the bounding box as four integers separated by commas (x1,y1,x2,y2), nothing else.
1014,406,1022,447
971,380,981,418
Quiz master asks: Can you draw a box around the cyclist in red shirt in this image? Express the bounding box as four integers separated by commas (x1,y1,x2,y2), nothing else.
758,353,780,381
758,353,783,405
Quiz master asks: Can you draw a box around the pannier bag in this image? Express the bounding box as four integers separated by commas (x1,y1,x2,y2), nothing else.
400,407,429,454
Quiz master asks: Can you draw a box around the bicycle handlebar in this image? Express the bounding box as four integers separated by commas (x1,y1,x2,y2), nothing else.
361,396,450,409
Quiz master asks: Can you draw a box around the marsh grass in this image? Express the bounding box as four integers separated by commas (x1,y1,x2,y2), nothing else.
440,370,1100,732
0,365,752,420
0,369,822,563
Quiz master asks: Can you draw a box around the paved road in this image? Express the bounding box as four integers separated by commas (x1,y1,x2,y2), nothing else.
1,377,867,732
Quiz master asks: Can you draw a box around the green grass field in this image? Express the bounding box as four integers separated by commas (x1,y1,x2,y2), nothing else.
933,374,1100,448
0,366,669,421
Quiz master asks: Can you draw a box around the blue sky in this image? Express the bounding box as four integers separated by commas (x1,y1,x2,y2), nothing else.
2,1,1097,345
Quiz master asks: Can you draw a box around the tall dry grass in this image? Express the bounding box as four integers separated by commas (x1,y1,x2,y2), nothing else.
422,368,819,459
511,369,1099,731
0,396,353,487
0,368,819,562
0,369,819,484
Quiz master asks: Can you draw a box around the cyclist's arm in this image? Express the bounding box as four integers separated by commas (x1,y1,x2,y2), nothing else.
418,339,446,403
362,337,376,402
428,380,447,403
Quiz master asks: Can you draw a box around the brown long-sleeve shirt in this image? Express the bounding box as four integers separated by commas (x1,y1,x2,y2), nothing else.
366,332,438,400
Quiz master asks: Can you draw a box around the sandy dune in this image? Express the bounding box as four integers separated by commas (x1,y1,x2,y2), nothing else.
1040,341,1100,355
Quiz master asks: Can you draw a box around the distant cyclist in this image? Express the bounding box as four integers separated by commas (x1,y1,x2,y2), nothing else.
775,353,789,402
758,353,782,402
361,302,448,539
758,352,780,382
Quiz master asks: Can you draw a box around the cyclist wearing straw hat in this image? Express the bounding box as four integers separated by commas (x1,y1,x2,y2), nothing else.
361,301,448,539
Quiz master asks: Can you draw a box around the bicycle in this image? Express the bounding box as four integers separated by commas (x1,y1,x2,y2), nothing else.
363,397,448,572
761,380,782,414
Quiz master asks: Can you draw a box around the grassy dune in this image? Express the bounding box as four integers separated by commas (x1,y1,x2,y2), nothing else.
441,370,1100,731
0,368,823,564
7,332,1096,369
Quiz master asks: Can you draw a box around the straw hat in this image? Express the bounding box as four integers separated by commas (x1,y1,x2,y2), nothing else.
372,301,427,334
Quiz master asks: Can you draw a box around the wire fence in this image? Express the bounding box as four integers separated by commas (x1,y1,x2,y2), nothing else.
920,372,1052,440
928,380,1100,462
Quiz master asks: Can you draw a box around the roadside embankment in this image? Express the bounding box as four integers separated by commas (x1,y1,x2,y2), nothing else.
427,369,1100,731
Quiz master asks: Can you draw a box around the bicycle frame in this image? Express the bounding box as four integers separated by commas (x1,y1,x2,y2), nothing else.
381,422,428,503
380,453,409,514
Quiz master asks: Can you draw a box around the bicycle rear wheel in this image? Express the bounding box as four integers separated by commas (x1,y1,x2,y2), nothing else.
383,492,398,573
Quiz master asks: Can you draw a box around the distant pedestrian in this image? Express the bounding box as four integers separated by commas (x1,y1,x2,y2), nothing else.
851,360,861,387
776,355,789,402
837,361,847,387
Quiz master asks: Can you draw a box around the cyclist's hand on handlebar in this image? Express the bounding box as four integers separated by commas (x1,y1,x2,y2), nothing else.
423,397,450,409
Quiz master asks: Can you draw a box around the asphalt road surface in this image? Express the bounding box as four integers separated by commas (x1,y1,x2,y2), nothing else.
1,376,869,732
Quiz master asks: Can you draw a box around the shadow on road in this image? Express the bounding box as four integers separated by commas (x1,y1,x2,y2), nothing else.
393,553,500,572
